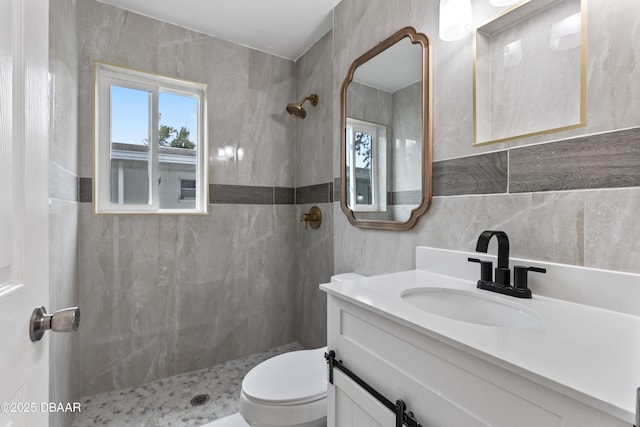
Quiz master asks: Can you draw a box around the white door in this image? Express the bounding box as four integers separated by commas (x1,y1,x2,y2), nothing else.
0,0,50,426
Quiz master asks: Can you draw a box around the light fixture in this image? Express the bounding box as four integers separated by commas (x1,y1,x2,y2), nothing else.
439,0,472,41
489,0,520,6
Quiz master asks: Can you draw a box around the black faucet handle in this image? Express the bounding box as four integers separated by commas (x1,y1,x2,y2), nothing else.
513,265,547,290
467,257,492,282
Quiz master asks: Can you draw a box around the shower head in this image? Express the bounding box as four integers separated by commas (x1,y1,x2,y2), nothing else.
286,103,307,119
286,94,318,119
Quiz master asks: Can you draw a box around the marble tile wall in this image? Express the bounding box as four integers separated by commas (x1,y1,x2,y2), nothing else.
347,82,393,126
295,31,334,189
294,31,335,349
391,82,422,192
49,1,80,427
77,202,298,394
332,0,640,279
76,0,298,396
48,199,79,427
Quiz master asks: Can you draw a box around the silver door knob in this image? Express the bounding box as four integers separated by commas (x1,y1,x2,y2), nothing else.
29,306,80,342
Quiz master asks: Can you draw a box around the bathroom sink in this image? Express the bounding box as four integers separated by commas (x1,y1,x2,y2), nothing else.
401,287,542,328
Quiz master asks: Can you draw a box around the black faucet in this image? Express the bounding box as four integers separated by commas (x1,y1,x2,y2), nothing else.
475,230,511,286
467,230,545,299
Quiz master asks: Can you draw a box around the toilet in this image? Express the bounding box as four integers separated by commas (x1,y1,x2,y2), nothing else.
238,273,365,427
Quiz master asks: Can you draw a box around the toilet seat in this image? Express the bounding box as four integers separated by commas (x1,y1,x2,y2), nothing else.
242,347,327,405
239,347,328,427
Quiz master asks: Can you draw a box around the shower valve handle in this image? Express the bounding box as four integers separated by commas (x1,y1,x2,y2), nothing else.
301,206,322,230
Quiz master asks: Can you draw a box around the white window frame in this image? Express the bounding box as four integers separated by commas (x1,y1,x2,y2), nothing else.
346,118,387,212
94,61,208,214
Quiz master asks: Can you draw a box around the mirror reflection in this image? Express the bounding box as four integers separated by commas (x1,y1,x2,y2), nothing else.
340,27,432,230
345,118,387,212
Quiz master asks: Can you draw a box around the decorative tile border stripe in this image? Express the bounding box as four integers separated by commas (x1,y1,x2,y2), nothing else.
75,181,331,205
509,127,640,193
390,190,422,205
78,177,93,203
333,177,341,202
210,184,280,205
208,183,334,205
275,187,295,205
73,128,640,206
332,128,640,199
295,183,333,204
332,185,421,205
433,151,508,196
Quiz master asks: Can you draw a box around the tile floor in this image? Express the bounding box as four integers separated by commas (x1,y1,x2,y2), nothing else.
72,342,303,427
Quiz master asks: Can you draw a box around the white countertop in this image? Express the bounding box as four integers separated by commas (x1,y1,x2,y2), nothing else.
321,250,640,424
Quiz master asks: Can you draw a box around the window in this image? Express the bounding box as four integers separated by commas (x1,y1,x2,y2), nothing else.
180,179,196,200
345,118,387,212
94,62,208,213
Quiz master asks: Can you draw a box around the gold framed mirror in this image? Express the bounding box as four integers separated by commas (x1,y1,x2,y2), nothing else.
340,27,432,230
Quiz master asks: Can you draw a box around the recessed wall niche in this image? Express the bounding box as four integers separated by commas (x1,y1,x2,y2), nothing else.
473,0,586,146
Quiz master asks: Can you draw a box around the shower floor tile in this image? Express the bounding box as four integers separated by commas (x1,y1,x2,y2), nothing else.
72,342,303,427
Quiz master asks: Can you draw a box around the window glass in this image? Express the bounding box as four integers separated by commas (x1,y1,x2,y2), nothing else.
110,85,151,205
345,117,387,212
180,179,196,200
354,130,373,205
157,92,198,209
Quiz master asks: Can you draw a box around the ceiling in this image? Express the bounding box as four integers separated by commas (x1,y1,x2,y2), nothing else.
98,0,342,61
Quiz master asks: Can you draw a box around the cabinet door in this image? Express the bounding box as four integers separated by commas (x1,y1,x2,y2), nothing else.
328,370,395,427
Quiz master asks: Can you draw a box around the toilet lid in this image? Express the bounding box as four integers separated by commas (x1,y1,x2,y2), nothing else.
242,347,327,405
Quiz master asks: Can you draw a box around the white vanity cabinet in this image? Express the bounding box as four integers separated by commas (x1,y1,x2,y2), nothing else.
324,293,633,427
